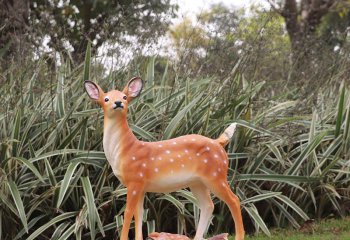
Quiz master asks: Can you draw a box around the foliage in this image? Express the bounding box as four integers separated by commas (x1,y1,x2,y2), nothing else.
0,0,177,62
170,3,350,101
169,3,240,76
0,39,350,239
234,10,290,93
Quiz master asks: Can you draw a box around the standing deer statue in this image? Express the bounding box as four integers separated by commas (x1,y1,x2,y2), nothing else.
84,77,245,240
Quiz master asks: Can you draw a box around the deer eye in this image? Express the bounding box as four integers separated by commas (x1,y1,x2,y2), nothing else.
123,96,127,100
104,97,109,102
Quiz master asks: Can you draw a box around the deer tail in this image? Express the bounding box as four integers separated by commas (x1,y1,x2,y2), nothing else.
216,123,237,147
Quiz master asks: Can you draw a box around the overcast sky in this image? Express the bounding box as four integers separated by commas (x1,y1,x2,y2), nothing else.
175,0,269,16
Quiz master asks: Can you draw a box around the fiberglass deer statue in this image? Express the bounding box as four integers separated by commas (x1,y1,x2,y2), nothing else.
84,77,245,240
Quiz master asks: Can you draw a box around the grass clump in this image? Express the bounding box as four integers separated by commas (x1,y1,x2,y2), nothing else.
243,217,350,240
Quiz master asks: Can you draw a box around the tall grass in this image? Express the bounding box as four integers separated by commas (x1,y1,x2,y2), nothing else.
0,49,349,239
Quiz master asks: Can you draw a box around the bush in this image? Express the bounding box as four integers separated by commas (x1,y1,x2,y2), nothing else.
0,48,349,239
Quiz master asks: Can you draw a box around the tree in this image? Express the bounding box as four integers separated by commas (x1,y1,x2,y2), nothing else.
0,0,30,60
267,0,347,67
169,3,289,83
169,3,240,77
0,0,177,63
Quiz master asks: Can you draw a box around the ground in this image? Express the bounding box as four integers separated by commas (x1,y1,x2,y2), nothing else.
228,217,350,240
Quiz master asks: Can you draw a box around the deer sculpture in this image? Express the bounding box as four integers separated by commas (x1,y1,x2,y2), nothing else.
84,77,245,240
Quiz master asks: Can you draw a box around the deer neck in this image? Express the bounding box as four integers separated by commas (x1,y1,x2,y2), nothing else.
103,114,138,176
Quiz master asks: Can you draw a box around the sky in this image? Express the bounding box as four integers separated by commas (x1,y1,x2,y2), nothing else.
175,0,269,20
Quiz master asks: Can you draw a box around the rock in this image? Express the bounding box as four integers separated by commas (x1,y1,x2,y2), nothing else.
147,232,191,240
147,232,228,240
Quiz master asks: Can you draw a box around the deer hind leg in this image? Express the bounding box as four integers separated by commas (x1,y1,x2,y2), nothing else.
190,183,214,240
120,184,144,240
207,180,244,240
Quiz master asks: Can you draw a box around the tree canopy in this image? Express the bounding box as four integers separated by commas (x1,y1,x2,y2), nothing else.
1,0,177,63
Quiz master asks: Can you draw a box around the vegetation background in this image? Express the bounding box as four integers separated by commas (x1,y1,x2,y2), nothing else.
0,0,350,239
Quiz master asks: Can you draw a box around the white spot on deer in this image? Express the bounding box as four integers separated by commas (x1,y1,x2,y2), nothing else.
214,154,219,158
170,158,174,163
213,172,217,176
196,153,200,156
151,157,155,161
154,168,159,172
203,159,208,163
221,182,226,187
131,156,136,160
142,163,146,167
132,190,137,195
141,142,145,146
191,138,196,141
158,157,162,161
206,147,210,151
158,144,163,148
181,164,185,168
139,172,144,177
177,154,181,158
184,139,187,142
184,149,189,153
221,149,224,153
189,157,192,160
218,168,221,172
171,170,174,174
165,150,171,154
223,160,227,164
172,141,177,145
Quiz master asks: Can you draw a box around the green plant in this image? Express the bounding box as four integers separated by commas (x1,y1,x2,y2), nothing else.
0,45,349,239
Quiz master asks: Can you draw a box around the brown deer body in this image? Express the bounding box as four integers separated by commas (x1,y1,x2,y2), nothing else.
84,77,244,240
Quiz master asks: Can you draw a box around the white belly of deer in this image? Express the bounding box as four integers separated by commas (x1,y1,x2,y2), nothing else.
146,171,199,193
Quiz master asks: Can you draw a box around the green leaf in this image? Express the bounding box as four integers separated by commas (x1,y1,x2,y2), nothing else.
163,93,203,139
26,212,77,240
287,131,327,175
14,216,44,240
56,162,80,208
84,41,91,81
157,194,185,214
146,56,155,99
238,174,320,183
7,181,28,233
12,157,44,183
57,223,75,240
11,109,22,156
56,64,66,118
275,195,309,221
335,82,345,137
29,149,85,163
241,192,282,204
244,205,270,236
81,177,104,239
58,119,86,149
130,124,157,141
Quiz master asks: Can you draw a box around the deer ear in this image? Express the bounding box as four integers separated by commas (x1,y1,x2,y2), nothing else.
123,77,143,101
84,81,103,102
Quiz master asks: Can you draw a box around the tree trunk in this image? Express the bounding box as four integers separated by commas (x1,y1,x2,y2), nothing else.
277,0,338,76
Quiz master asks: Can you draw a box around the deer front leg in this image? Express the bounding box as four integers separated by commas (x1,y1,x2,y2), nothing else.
190,183,214,240
120,184,144,240
134,192,145,240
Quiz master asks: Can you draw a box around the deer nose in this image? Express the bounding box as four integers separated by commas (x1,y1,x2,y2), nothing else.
113,101,124,109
